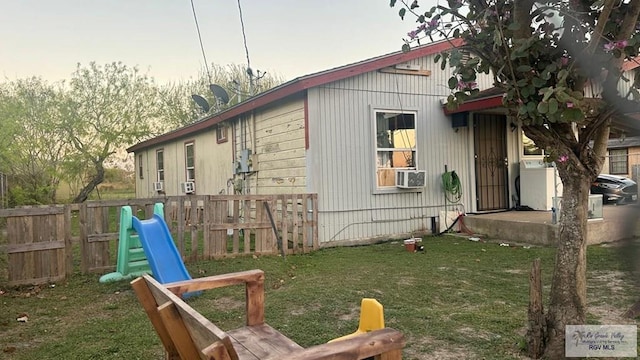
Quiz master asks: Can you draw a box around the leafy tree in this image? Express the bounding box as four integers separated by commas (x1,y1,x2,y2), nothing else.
392,0,640,357
61,62,159,203
157,63,285,129
0,78,68,205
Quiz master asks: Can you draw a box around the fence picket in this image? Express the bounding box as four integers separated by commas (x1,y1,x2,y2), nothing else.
1,194,318,286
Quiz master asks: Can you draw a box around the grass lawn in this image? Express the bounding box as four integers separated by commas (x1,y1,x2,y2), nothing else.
1,236,639,359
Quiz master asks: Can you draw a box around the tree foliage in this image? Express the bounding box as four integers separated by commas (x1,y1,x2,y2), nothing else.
157,63,284,129
62,62,160,203
0,78,68,205
392,0,640,358
0,62,284,204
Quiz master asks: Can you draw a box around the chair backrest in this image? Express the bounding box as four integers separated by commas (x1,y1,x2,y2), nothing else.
358,298,385,332
132,274,239,360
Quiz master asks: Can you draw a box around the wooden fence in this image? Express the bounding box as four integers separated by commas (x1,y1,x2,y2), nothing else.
0,194,318,286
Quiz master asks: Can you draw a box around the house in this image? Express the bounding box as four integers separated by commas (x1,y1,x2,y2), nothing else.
127,39,640,245
603,136,640,181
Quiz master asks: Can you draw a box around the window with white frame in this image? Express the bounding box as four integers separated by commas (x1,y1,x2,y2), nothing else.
156,149,164,182
216,124,228,143
185,142,195,181
609,148,628,175
375,110,416,188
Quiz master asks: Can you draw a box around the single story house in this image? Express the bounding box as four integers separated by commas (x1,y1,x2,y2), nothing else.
603,136,640,181
128,39,640,245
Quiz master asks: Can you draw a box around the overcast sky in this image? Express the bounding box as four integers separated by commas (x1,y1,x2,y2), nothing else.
0,0,440,84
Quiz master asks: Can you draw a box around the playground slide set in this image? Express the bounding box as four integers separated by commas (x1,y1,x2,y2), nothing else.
99,204,197,296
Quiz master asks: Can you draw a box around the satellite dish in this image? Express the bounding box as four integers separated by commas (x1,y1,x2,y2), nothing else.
209,84,230,105
191,94,210,113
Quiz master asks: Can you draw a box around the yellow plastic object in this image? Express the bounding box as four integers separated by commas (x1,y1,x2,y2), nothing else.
329,298,385,342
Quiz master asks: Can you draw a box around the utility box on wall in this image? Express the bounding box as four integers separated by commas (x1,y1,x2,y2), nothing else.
553,195,603,223
235,149,252,174
519,160,562,210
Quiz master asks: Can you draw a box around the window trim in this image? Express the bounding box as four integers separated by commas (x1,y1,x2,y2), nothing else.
156,149,164,182
521,130,545,157
609,148,628,175
371,107,419,193
138,154,144,179
185,141,195,182
216,124,228,144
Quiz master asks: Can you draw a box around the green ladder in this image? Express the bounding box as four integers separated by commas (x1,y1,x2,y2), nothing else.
99,203,164,283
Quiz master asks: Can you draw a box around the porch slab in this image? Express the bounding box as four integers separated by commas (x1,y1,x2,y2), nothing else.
461,204,640,246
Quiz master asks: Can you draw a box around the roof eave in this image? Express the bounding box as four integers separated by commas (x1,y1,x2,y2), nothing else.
128,39,463,153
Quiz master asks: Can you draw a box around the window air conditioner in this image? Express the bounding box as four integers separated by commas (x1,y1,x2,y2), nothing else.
152,181,163,192
180,181,195,194
395,170,426,188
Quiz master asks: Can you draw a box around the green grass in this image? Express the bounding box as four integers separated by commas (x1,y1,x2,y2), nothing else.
1,237,638,359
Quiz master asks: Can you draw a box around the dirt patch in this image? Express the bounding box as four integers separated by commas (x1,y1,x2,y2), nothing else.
403,335,474,360
588,270,637,324
457,326,492,341
211,296,244,311
397,277,418,286
504,269,525,274
290,302,322,316
337,305,359,321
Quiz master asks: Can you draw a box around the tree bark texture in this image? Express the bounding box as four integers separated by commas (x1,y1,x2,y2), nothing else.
72,160,105,203
527,258,545,359
543,171,590,359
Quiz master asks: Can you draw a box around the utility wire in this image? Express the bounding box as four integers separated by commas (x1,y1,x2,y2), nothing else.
237,0,253,94
190,0,211,83
237,0,251,71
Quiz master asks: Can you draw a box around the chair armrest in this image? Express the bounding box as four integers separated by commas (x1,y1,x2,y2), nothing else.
272,328,405,360
164,269,264,294
164,269,265,326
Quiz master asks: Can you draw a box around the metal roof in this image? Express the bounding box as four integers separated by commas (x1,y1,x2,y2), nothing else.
127,38,463,153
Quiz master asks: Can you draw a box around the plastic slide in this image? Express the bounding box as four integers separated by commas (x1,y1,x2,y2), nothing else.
99,204,163,283
132,214,199,298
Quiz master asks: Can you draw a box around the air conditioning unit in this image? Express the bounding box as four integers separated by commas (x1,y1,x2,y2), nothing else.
180,181,195,194
395,170,426,188
152,182,163,192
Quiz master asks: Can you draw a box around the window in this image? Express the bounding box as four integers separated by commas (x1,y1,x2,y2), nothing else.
216,124,228,143
375,110,416,188
185,142,195,181
138,154,144,179
156,149,164,182
522,133,543,156
609,148,628,175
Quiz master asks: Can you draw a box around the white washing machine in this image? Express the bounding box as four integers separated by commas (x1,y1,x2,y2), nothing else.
519,160,563,210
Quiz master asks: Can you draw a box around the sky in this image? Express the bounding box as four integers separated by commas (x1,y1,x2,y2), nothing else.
0,0,440,84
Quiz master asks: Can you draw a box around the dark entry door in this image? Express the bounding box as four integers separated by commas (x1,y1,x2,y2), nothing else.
474,114,509,211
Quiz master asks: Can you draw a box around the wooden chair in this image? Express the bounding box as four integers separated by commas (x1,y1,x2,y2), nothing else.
131,269,405,360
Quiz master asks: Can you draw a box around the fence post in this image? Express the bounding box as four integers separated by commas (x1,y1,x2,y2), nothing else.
64,205,73,276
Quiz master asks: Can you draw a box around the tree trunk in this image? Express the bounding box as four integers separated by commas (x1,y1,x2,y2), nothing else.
72,161,105,203
543,171,590,359
527,258,546,359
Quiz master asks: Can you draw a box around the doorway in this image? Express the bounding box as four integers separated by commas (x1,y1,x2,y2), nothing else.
474,114,509,211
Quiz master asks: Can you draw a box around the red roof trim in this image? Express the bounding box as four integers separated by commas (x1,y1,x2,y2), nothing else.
622,57,640,71
443,95,504,115
128,39,464,153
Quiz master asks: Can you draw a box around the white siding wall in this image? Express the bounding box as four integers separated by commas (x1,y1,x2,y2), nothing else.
134,126,233,197
307,56,498,243
233,95,307,195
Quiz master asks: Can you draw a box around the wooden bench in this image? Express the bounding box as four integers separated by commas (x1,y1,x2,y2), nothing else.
131,269,405,360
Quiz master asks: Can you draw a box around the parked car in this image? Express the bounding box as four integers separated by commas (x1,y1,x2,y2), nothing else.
590,174,638,204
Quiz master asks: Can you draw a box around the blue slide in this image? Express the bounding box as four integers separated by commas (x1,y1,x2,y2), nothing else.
132,214,198,298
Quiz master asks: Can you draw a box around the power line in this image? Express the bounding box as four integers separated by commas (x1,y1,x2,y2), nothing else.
237,0,251,72
190,0,211,83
